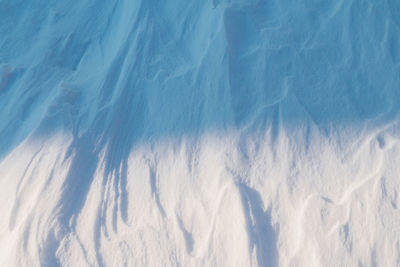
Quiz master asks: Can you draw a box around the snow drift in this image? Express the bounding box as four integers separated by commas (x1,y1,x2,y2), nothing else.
1,0,400,266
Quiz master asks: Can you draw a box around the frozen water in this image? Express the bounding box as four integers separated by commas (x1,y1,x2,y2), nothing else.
1,0,400,266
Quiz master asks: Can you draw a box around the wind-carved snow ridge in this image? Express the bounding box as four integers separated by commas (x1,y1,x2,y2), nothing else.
1,0,400,266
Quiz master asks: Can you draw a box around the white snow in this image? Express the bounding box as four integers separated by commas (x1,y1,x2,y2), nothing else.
1,0,400,266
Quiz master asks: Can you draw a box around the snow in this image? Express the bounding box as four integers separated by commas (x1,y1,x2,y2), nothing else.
1,0,400,266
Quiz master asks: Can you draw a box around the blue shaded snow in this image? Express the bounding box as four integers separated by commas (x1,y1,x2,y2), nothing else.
1,0,399,160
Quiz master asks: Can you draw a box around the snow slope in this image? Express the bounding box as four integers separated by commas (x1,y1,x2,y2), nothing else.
1,0,400,266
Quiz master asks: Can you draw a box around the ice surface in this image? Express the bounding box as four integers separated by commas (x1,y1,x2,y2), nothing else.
1,0,400,266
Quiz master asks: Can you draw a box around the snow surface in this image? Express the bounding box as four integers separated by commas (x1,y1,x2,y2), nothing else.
1,0,400,266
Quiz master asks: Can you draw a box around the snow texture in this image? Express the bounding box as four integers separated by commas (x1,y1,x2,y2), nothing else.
1,0,400,266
